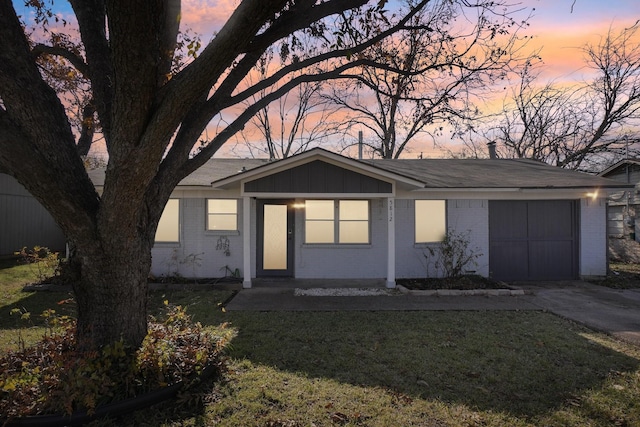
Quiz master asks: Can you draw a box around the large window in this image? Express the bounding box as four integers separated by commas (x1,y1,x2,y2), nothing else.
305,200,369,244
415,200,446,243
155,199,180,243
207,199,238,231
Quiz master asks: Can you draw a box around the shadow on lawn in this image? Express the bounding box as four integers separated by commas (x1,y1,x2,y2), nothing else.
0,290,75,330
220,311,639,419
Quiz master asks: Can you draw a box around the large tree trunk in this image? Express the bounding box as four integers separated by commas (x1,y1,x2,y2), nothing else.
71,221,155,350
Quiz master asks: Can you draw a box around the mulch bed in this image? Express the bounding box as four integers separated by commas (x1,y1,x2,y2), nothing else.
397,275,510,291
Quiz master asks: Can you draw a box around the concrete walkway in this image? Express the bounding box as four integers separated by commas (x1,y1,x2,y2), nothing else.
224,281,640,347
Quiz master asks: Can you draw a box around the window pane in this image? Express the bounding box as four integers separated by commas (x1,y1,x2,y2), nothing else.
208,199,237,214
207,199,237,231
305,200,334,220
339,221,369,243
415,200,446,243
305,200,336,244
209,214,236,231
339,200,368,220
306,221,334,243
156,199,179,242
339,201,369,243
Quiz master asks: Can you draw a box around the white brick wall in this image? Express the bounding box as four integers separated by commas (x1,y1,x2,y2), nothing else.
580,197,608,277
294,199,387,279
151,195,607,280
447,200,490,277
394,199,489,278
151,197,245,279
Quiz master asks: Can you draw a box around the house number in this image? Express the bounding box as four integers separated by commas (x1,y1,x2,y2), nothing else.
388,199,394,222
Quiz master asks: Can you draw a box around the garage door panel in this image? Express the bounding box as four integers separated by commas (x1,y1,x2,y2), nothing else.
489,241,528,281
489,200,578,281
528,200,575,239
489,201,528,239
528,240,576,280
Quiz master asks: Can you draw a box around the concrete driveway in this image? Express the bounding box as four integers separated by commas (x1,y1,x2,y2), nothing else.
524,281,640,346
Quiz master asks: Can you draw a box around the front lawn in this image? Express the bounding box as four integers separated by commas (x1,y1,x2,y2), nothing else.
589,262,640,289
1,261,640,426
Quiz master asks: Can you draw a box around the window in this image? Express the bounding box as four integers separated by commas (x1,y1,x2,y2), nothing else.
207,199,238,231
415,200,446,243
305,200,335,243
305,200,369,244
155,199,180,242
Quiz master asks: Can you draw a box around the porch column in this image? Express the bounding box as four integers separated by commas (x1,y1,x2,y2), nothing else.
386,197,396,288
242,196,252,288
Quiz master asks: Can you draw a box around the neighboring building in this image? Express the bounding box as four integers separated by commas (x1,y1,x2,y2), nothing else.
0,173,66,256
89,148,629,286
598,159,640,263
598,159,640,240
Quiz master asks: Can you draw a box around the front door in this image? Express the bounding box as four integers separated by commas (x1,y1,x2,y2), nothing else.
257,200,294,277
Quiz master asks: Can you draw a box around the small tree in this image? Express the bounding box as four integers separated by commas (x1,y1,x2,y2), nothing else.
424,230,481,278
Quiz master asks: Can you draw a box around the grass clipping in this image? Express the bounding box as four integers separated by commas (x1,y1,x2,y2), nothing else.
0,303,234,421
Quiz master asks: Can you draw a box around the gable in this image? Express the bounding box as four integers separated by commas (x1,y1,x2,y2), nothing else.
244,160,393,194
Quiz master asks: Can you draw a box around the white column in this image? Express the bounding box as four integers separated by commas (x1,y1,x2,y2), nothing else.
242,196,252,288
386,197,396,288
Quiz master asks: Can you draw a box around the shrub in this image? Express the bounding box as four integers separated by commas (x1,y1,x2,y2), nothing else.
15,245,61,283
423,230,481,278
0,304,234,421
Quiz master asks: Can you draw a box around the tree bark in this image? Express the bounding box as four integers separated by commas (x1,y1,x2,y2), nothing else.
72,239,152,350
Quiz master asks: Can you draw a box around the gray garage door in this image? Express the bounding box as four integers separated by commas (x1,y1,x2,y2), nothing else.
489,200,579,281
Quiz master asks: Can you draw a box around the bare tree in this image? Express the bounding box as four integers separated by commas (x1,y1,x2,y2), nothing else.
0,0,462,351
326,0,531,159
468,23,640,170
466,64,582,162
236,49,345,159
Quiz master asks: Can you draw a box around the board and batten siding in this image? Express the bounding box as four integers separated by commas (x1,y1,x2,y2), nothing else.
0,174,66,256
244,160,393,194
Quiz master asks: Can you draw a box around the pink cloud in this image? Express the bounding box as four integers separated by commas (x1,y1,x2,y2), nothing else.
180,0,238,40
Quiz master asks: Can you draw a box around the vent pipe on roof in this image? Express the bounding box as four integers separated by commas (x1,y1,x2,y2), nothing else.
358,131,363,160
487,142,497,159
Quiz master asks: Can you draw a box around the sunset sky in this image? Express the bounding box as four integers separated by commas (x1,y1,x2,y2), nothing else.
519,0,640,81
175,0,640,82
12,0,640,158
176,0,640,157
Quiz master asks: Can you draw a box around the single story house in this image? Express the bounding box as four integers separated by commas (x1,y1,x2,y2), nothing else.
90,148,629,287
597,158,640,262
0,173,66,256
598,158,640,240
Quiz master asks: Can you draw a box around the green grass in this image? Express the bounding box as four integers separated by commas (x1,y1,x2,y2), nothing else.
2,261,640,426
